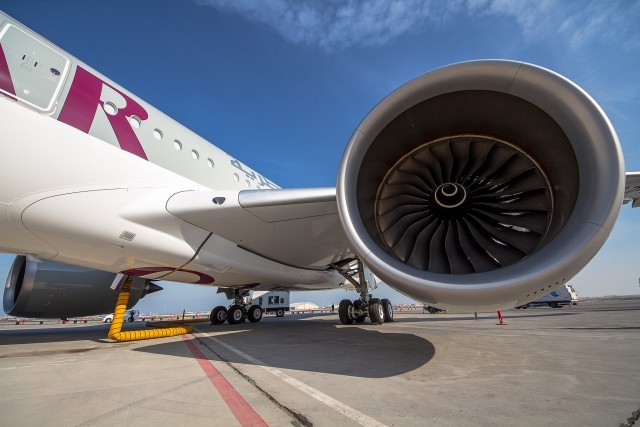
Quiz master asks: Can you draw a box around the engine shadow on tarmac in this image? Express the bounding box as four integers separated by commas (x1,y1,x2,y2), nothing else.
134,318,436,378
0,308,580,348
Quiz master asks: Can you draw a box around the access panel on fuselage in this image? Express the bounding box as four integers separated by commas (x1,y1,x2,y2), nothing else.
0,23,69,113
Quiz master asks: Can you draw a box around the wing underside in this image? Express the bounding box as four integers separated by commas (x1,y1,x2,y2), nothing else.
167,188,355,270
624,172,640,208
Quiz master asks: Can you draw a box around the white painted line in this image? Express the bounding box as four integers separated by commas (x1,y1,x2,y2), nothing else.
0,362,73,370
201,333,388,427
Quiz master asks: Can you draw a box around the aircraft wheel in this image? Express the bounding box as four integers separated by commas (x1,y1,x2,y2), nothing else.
338,299,354,325
275,308,285,317
247,305,263,322
227,305,245,324
210,306,228,325
381,299,394,322
369,298,384,325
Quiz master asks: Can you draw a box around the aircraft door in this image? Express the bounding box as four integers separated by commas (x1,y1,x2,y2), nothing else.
0,23,70,113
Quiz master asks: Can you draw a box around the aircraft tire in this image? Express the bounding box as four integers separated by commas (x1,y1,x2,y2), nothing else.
210,306,228,325
369,298,384,325
338,299,354,325
227,305,245,324
381,299,394,322
247,305,263,322
275,309,285,317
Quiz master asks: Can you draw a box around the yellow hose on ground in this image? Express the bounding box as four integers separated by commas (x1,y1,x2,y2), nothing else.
107,278,192,342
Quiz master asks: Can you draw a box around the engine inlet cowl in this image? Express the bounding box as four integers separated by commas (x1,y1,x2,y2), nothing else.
337,60,623,311
3,256,153,318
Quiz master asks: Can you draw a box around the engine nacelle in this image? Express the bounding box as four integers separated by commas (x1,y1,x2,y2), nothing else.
337,60,623,311
3,256,159,318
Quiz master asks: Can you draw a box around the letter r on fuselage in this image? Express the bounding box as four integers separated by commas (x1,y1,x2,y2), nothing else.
58,66,149,160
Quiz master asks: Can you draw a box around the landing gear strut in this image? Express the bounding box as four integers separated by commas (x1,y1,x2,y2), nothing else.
331,259,393,326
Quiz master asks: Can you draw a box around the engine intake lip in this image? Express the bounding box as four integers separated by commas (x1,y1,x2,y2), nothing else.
3,256,36,316
336,60,623,307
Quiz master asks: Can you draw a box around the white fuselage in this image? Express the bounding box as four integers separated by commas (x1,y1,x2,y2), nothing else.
0,14,341,291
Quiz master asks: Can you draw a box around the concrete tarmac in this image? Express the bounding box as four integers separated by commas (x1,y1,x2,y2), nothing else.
1,299,639,427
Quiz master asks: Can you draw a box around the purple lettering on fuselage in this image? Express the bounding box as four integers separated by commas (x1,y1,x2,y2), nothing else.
0,44,16,99
58,66,149,160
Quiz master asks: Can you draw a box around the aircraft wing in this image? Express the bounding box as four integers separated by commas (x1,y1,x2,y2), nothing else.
624,172,640,208
166,188,355,270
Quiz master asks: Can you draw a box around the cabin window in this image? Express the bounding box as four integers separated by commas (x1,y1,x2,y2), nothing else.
129,115,141,128
103,102,117,116
233,173,239,182
207,158,214,168
153,129,163,140
173,140,182,151
191,149,199,160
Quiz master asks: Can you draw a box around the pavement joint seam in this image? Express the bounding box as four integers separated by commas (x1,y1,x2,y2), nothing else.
620,405,640,427
193,331,311,427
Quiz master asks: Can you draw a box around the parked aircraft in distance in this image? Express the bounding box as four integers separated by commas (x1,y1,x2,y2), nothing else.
1,11,638,326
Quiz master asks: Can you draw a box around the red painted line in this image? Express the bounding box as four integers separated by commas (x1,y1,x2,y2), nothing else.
182,336,268,427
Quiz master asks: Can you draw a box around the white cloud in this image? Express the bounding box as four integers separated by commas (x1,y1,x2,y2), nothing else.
195,0,639,51
563,1,640,50
196,0,449,49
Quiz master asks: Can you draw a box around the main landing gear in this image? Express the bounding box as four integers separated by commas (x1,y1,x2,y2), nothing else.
210,288,264,325
331,259,393,326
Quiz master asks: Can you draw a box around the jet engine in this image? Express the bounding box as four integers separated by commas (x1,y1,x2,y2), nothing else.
337,60,623,311
3,255,161,318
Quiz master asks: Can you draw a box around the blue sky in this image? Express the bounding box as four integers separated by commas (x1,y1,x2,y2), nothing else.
1,1,639,313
